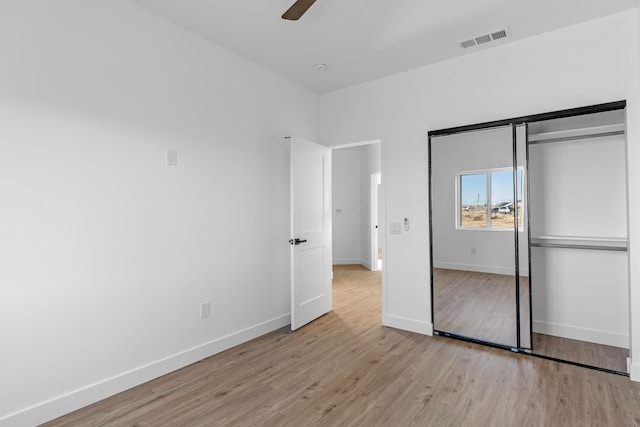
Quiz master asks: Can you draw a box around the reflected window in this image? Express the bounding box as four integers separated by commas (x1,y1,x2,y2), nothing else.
458,168,523,230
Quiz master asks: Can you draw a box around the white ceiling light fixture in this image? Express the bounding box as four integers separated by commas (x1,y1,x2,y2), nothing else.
315,62,329,71
460,27,511,49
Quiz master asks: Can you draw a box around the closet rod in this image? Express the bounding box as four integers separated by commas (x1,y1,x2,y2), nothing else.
531,242,627,252
528,130,624,145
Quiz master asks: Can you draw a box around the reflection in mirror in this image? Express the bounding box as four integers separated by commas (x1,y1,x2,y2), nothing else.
431,125,523,348
458,170,523,229
528,109,629,372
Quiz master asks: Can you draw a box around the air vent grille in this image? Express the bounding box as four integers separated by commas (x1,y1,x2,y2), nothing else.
460,39,476,49
491,29,507,40
460,27,510,49
474,34,491,45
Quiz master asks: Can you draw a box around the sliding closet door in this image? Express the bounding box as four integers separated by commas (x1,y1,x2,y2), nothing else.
431,125,524,348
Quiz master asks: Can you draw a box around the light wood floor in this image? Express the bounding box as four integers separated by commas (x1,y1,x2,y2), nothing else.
44,265,640,426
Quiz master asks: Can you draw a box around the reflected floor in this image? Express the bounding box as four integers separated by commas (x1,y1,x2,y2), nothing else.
433,268,528,347
533,333,628,373
433,268,627,373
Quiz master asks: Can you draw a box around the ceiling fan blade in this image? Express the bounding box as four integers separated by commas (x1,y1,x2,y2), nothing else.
282,0,317,20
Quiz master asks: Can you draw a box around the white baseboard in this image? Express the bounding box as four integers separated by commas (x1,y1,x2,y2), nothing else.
360,259,372,270
434,261,529,277
332,259,372,270
630,362,640,382
383,314,433,336
532,320,628,348
333,258,364,265
0,314,291,427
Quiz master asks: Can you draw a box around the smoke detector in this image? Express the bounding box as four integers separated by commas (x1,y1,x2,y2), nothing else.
460,28,510,49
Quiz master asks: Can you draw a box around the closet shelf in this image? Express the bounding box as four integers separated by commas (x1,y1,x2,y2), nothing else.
528,123,624,145
531,235,628,251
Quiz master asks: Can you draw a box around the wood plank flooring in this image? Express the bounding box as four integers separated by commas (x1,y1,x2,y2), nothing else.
44,265,640,426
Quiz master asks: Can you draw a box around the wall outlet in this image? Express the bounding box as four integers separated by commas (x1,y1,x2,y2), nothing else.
200,301,211,319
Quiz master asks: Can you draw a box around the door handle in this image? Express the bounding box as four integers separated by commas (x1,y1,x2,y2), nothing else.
289,238,307,245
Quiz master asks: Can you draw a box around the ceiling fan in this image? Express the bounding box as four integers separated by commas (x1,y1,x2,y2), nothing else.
282,0,317,20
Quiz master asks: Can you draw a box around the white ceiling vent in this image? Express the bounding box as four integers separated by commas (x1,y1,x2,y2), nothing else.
460,27,510,49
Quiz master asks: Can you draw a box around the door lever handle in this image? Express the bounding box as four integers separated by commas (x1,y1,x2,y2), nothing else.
289,238,307,245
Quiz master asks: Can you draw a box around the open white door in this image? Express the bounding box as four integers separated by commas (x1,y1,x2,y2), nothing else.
289,137,332,330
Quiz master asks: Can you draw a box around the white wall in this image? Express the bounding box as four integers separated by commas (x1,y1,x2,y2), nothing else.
332,149,361,264
320,9,640,359
0,1,319,425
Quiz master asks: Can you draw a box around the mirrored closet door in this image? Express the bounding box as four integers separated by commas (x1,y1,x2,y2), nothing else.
429,101,629,375
430,124,529,349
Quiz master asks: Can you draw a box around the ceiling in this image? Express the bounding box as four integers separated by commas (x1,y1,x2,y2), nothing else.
129,0,639,94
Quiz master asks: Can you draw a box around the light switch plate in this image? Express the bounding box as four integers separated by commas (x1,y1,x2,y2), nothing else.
166,149,178,166
390,222,402,234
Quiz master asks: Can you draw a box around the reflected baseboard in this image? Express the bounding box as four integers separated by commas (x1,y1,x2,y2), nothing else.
630,362,640,382
532,320,628,348
434,261,529,277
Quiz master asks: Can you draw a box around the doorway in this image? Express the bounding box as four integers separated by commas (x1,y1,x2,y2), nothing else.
331,141,382,272
331,139,382,323
289,136,383,331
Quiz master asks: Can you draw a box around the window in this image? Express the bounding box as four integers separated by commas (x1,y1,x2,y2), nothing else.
458,168,523,230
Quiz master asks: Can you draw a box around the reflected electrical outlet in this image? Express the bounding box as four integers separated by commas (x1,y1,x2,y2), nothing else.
200,301,211,319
